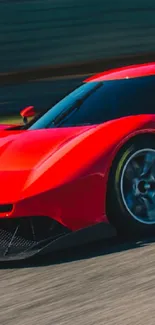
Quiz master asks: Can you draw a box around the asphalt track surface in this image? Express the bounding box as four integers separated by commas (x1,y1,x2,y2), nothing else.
0,236,155,325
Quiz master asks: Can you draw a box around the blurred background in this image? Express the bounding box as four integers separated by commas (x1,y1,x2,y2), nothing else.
0,0,155,120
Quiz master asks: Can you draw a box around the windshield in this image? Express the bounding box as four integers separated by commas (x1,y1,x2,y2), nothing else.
28,82,102,130
28,75,155,130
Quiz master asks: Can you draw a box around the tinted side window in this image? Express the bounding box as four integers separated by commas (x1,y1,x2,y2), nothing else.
113,76,155,116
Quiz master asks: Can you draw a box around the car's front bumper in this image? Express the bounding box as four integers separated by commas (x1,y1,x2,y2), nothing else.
0,216,117,261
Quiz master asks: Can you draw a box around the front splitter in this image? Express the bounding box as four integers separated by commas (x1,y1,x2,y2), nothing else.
0,221,117,261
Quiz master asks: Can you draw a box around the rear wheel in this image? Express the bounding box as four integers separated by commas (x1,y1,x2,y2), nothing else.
107,136,155,237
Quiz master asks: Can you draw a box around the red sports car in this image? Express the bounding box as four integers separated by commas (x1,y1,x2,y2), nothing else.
1,62,155,260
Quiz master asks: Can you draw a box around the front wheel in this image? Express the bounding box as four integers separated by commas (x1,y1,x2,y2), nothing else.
107,136,155,237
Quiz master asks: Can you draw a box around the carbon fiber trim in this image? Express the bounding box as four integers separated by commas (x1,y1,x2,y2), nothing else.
0,216,117,261
0,216,70,261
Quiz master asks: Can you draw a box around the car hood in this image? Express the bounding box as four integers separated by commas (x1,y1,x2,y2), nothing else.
0,125,96,203
0,126,95,171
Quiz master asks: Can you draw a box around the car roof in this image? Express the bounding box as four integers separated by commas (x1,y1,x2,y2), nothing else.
84,62,155,82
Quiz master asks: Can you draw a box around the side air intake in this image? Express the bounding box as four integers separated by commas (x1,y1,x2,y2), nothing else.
0,204,13,213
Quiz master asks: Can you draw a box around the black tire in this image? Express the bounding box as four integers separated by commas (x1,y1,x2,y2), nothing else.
106,135,155,237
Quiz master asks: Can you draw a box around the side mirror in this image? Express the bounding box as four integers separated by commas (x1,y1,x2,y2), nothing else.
20,106,36,124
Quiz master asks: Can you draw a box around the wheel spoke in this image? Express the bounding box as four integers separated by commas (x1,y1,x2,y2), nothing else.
125,159,140,180
141,152,155,177
148,165,155,183
125,193,135,210
141,195,155,221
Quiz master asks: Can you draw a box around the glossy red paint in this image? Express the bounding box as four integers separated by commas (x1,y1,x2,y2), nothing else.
20,106,35,118
85,62,155,82
0,114,154,231
1,63,155,233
